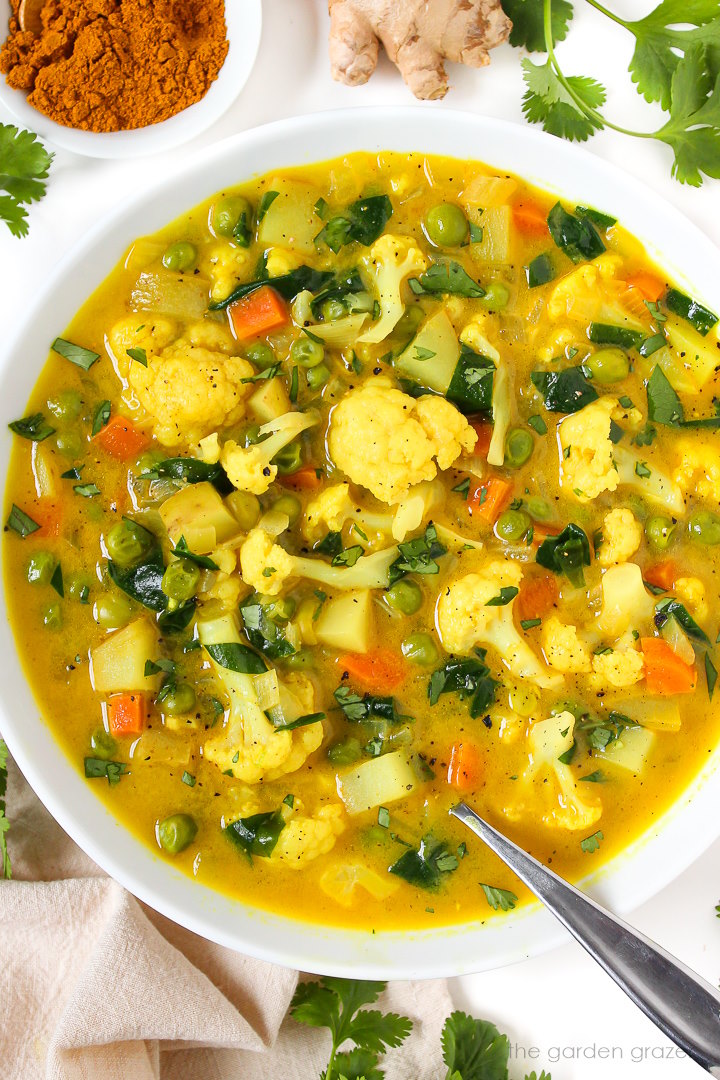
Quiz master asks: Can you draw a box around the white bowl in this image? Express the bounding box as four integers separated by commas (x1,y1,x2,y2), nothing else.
2,109,719,978
0,0,261,157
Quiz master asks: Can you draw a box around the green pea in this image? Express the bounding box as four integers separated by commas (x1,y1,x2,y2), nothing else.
321,299,346,322
688,510,720,546
90,728,117,760
27,551,56,586
162,241,196,272
105,519,154,568
424,203,468,247
161,560,200,603
327,737,362,766
263,595,296,623
226,490,261,530
386,579,423,615
55,431,83,459
66,572,92,602
43,602,62,630
95,592,134,630
272,493,301,526
290,336,324,369
505,428,534,468
526,495,554,522
583,347,630,384
244,342,275,369
479,281,510,310
212,195,252,239
495,509,531,542
273,441,303,475
645,515,676,551
158,813,198,855
162,683,196,715
401,632,439,666
306,363,330,391
283,648,315,670
47,390,82,422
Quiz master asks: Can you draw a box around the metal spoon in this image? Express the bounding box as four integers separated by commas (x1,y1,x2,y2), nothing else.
451,802,720,1076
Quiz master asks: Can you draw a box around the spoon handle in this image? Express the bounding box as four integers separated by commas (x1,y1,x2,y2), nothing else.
451,802,720,1076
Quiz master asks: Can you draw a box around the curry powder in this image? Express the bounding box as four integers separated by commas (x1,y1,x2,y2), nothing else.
0,0,228,133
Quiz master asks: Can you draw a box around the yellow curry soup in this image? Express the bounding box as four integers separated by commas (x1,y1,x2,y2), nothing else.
4,151,720,930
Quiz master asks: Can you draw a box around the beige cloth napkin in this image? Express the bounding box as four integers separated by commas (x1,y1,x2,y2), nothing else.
0,752,454,1080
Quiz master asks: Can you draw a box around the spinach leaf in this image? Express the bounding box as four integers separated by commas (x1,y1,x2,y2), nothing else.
209,265,335,311
91,400,111,436
51,337,100,370
665,288,718,336
332,545,364,567
486,586,519,607
577,710,639,751
389,834,459,890
410,260,485,298
257,190,279,221
575,205,616,227
126,347,147,367
84,757,128,785
239,599,296,660
388,523,446,584
173,536,219,571
107,520,166,613
531,367,598,412
225,808,286,858
314,531,343,558
157,601,196,634
428,653,497,718
447,347,495,415
536,522,591,588
655,598,710,645
273,712,326,732
646,365,684,426
588,323,644,349
5,503,40,537
334,686,405,725
205,641,267,674
8,412,55,441
526,252,555,288
547,202,606,263
639,333,665,357
309,269,365,317
141,456,224,484
315,195,393,252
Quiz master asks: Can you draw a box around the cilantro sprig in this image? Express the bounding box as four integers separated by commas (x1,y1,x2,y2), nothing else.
0,124,53,238
509,0,720,186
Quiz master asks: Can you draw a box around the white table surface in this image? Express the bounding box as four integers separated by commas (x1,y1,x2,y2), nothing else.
2,1,720,1076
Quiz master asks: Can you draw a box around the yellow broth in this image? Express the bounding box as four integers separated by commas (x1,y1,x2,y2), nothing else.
4,151,720,930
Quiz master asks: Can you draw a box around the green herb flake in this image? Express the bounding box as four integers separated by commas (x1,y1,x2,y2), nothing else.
73,483,101,498
485,586,519,607
527,413,548,435
707,654,719,701
8,412,55,442
480,883,518,911
580,830,604,854
51,337,100,370
378,806,390,829
5,504,40,537
91,400,111,436
181,771,196,787
520,617,542,630
126,347,147,367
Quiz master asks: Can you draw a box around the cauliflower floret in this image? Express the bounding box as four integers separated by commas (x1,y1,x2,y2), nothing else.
458,316,512,467
597,562,654,637
128,342,254,447
673,439,720,504
220,411,319,495
240,526,400,596
674,576,708,622
107,316,177,376
199,614,323,784
592,647,645,687
505,712,602,831
542,616,592,673
459,314,500,361
184,319,238,354
272,804,345,868
611,401,644,430
559,397,619,501
305,484,358,536
358,234,428,343
536,326,577,363
436,561,562,689
265,246,304,277
598,508,643,567
201,242,252,303
328,381,476,503
198,432,221,464
547,253,636,325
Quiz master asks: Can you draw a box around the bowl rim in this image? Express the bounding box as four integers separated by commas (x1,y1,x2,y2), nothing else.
2,106,719,979
0,0,262,158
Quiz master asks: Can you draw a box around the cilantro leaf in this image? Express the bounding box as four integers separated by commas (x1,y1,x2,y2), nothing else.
522,58,606,141
0,124,53,238
333,1048,383,1080
389,834,460,890
625,0,720,110
502,0,573,51
441,1011,510,1080
654,45,720,186
480,883,519,911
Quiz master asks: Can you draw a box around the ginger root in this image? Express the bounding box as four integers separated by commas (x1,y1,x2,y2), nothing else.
328,0,512,100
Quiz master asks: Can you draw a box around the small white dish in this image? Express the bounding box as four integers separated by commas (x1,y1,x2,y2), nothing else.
1,108,719,978
0,0,261,158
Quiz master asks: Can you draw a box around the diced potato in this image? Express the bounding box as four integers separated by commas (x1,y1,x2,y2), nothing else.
664,316,719,391
596,726,656,773
301,314,369,346
461,175,517,208
315,590,373,653
159,482,239,553
609,698,681,733
637,344,698,396
257,178,323,255
338,751,418,815
133,728,192,765
469,206,511,264
248,377,291,423
396,309,460,393
31,441,61,499
130,270,210,319
319,861,400,906
91,619,161,694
